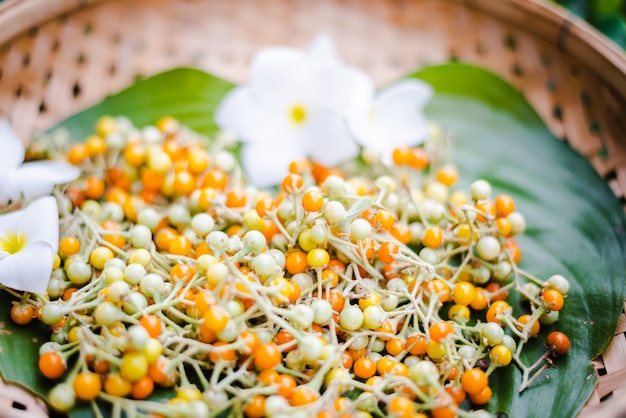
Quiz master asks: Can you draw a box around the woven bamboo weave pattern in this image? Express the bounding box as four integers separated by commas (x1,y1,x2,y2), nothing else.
0,0,625,417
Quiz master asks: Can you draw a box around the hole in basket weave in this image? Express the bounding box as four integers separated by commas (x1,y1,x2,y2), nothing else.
22,54,30,68
552,105,563,121
76,53,87,65
546,79,557,92
72,82,81,98
540,53,551,67
51,39,59,52
11,400,26,411
589,120,601,134
512,63,523,76
600,392,613,402
15,85,22,98
580,91,590,106
39,102,47,114
84,23,93,35
596,146,608,161
605,169,617,180
504,34,517,50
44,70,52,84
109,64,117,76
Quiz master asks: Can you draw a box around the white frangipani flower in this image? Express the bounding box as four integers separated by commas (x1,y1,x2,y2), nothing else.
347,79,434,164
0,119,80,205
216,35,364,188
0,196,59,294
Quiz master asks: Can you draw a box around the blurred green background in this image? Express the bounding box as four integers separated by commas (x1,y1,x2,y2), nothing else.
554,0,626,47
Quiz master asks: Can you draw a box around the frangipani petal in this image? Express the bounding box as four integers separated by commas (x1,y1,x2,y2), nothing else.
241,140,307,188
19,161,80,184
309,109,360,167
11,161,80,201
0,209,23,248
345,68,375,112
249,47,312,110
0,241,54,294
215,87,286,144
375,80,433,145
0,119,25,171
313,66,374,113
377,79,434,111
17,196,59,254
308,33,342,68
349,79,434,163
0,172,20,206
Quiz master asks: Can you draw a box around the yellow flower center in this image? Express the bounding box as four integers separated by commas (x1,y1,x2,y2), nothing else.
0,232,27,254
289,105,307,125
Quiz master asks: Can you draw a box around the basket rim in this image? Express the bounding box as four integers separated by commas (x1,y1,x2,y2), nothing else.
1,0,626,100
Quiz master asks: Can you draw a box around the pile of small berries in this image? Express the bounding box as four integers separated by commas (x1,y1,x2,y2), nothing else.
9,116,571,418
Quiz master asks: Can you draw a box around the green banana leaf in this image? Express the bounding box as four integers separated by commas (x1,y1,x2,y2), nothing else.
0,64,624,418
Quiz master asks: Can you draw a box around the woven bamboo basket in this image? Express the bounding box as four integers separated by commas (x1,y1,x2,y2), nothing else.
0,0,625,417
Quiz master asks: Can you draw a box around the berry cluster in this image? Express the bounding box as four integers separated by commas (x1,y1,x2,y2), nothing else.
9,116,570,418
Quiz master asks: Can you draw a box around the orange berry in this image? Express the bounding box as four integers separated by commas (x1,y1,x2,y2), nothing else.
244,394,266,418
281,174,304,194
542,289,564,311
139,314,162,338
408,148,429,170
255,197,275,217
38,351,66,379
124,142,146,167
517,314,540,336
378,241,399,264
290,386,319,406
73,372,102,401
436,165,459,186
101,220,126,248
202,168,228,190
353,357,377,379
186,147,210,174
10,304,34,325
461,368,488,396
203,305,230,333
170,263,196,282
173,170,196,195
253,342,282,370
494,194,515,217
302,190,324,212
85,135,107,156
390,224,411,244
405,334,427,355
469,385,492,405
131,376,154,399
285,251,307,275
289,159,312,174
422,225,443,248
67,144,89,165
141,168,165,191
429,320,454,342
392,147,412,166
168,235,192,256
226,188,247,208
85,176,105,200
374,209,395,230
59,236,81,257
